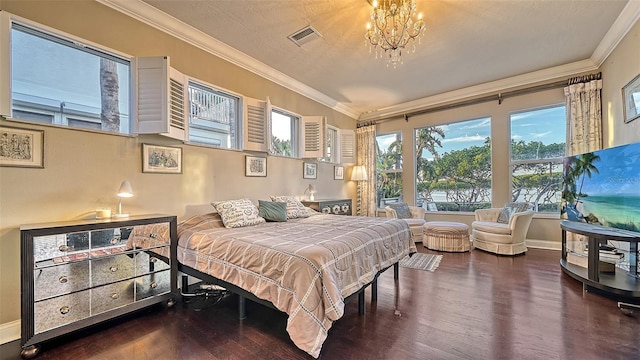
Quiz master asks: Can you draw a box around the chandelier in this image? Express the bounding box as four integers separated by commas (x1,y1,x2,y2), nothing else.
365,0,425,67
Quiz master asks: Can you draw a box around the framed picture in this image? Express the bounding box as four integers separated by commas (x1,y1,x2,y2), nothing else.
334,165,344,180
622,73,640,123
142,144,182,174
0,126,44,168
303,162,317,179
245,155,267,177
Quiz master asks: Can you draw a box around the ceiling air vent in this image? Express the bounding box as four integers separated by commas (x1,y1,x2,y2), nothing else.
288,25,322,47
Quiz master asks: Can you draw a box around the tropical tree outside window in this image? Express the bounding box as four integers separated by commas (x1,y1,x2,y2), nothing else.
376,133,402,208
510,105,566,212
415,117,492,212
9,23,130,134
270,109,298,157
188,81,240,148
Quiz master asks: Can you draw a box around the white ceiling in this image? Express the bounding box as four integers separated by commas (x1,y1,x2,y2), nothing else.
100,0,639,120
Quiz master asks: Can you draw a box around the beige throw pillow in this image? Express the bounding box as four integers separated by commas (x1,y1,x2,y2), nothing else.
269,195,310,219
211,199,266,228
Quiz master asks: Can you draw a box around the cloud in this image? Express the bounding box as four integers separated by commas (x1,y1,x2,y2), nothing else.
531,131,552,138
461,118,491,129
442,134,485,143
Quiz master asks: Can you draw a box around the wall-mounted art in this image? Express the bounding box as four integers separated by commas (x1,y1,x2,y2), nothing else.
0,126,44,168
142,144,182,174
245,155,267,177
303,162,317,179
623,73,640,123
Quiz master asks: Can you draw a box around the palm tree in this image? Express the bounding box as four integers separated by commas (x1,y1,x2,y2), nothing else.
576,152,600,199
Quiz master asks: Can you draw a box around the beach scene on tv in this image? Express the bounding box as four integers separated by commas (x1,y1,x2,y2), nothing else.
561,142,640,233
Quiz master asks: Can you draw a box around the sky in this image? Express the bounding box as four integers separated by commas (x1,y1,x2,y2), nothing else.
378,105,567,161
579,142,640,197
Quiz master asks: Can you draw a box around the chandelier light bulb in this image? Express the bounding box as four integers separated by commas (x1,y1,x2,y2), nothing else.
364,0,425,66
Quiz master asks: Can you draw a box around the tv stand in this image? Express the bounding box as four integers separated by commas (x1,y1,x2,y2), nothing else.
560,220,640,302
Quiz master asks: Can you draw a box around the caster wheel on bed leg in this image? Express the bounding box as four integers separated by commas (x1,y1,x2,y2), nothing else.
21,345,40,359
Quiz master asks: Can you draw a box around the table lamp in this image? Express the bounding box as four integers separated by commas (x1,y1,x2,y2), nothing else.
305,184,317,201
114,180,134,218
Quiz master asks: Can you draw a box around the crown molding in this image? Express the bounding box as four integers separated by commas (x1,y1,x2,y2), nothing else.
591,0,640,66
97,0,638,122
96,0,360,119
358,59,598,121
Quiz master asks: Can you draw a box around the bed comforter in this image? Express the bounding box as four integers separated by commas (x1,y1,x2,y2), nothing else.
176,212,414,358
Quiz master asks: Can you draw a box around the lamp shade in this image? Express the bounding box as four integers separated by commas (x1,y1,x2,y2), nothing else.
307,184,317,194
117,181,134,198
351,165,368,181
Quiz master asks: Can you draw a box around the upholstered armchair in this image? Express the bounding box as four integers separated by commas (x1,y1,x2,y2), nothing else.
384,205,426,243
471,207,534,255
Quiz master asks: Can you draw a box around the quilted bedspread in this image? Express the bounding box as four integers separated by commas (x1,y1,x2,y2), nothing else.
177,213,413,358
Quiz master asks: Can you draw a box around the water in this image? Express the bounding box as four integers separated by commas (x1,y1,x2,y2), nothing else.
580,195,640,232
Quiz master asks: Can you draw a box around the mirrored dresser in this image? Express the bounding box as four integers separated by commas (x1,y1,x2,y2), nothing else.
20,214,177,359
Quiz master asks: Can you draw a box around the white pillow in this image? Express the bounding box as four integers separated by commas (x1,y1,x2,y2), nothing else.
211,199,266,228
269,195,310,219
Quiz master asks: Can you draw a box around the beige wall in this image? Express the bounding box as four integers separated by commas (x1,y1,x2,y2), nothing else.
0,0,355,326
601,19,640,148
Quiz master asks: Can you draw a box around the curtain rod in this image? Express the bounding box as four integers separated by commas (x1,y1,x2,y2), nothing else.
360,73,601,126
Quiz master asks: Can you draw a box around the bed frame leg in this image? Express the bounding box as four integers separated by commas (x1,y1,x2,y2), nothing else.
358,290,365,315
181,275,189,300
371,279,378,302
238,295,247,319
394,262,399,279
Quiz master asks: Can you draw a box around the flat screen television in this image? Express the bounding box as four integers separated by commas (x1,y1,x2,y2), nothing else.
561,141,640,233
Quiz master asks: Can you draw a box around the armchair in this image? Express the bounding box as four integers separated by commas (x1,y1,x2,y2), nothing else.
384,205,426,243
471,207,534,255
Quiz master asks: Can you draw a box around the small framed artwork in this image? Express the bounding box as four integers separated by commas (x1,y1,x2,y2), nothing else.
0,126,44,168
245,155,267,177
142,144,182,174
303,162,317,179
334,165,344,180
622,73,640,123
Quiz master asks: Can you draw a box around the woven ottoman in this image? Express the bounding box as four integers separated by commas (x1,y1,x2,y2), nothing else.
423,221,471,252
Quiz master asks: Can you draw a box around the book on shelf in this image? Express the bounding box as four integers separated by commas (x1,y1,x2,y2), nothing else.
582,249,624,260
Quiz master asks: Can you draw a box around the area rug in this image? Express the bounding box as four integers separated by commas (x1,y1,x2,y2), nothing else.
398,253,443,272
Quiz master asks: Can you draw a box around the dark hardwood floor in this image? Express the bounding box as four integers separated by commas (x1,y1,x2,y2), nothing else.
3,247,639,360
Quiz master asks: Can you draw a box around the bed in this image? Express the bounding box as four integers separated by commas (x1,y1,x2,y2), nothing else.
132,206,414,358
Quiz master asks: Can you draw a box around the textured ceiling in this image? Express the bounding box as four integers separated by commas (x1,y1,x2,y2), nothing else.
137,0,630,118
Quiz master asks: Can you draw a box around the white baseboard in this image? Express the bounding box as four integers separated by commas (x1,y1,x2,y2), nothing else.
0,320,20,345
527,239,561,251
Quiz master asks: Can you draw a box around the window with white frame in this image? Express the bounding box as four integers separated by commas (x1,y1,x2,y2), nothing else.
376,132,402,208
319,125,338,163
3,21,131,134
510,105,566,212
270,108,299,158
415,117,492,212
188,80,240,149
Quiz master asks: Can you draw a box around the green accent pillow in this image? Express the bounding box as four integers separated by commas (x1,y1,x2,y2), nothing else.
388,202,411,219
258,200,288,222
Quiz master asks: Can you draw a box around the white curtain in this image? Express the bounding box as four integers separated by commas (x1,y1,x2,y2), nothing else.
564,78,603,155
356,124,376,216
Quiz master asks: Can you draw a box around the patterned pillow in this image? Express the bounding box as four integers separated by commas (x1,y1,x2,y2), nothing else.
258,200,287,222
497,202,532,224
210,199,266,228
269,195,310,219
388,202,412,219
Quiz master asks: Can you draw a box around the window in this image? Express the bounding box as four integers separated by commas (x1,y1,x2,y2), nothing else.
510,105,566,212
376,132,402,208
270,108,299,157
6,22,130,134
415,117,492,212
188,81,240,148
319,125,338,163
